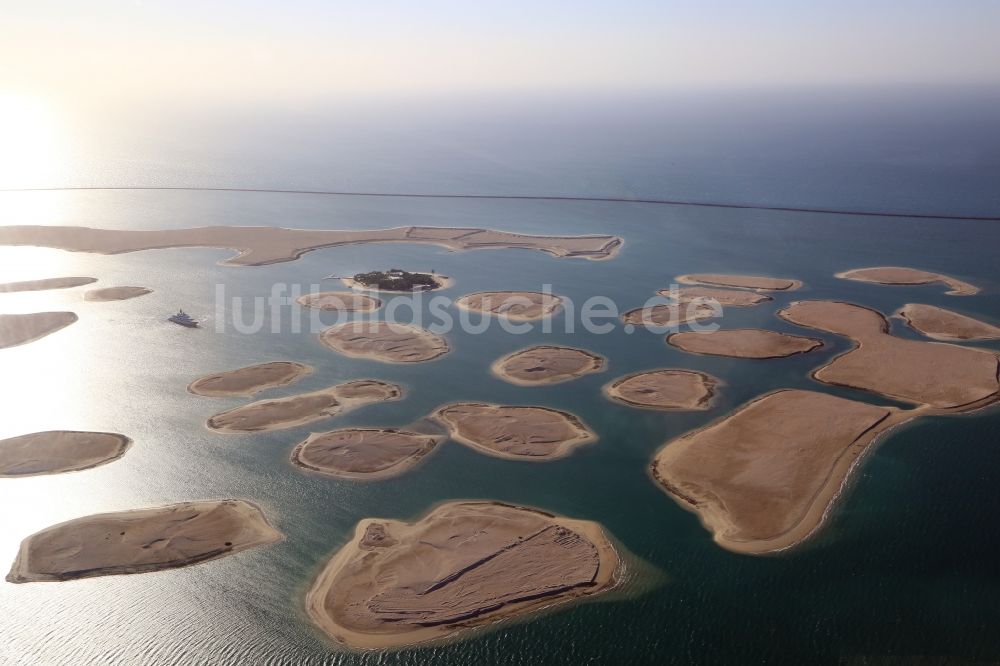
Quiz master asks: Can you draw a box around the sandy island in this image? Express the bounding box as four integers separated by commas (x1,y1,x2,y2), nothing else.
836,266,978,296
207,380,401,433
676,273,802,292
84,286,152,301
7,499,282,583
454,291,562,322
621,304,718,328
431,403,596,461
491,346,605,386
0,276,96,293
779,300,999,411
291,429,441,480
604,369,718,410
0,431,131,478
667,329,823,359
659,286,772,307
0,225,622,266
897,304,1000,341
0,312,78,349
320,321,449,363
188,361,313,397
305,500,620,649
296,292,381,312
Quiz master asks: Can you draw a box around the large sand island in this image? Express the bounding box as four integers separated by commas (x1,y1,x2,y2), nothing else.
620,304,718,328
492,346,605,385
454,291,562,321
7,499,282,583
676,273,802,292
291,428,441,480
207,380,401,433
320,321,449,363
660,286,772,307
667,329,822,359
0,276,96,293
897,304,1000,341
295,292,381,312
779,300,999,410
83,286,152,301
0,431,132,477
836,266,978,296
0,312,78,348
0,225,623,266
188,361,313,397
604,369,718,410
305,501,620,649
431,403,596,460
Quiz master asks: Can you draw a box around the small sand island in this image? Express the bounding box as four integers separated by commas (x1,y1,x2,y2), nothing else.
188,361,313,397
341,269,450,292
431,403,596,460
454,291,562,321
295,291,381,312
621,303,718,328
291,428,441,480
0,312,78,349
207,380,401,433
7,499,282,583
0,431,131,478
667,329,823,359
650,389,912,554
492,346,605,386
660,286,772,307
320,321,449,363
676,273,802,292
84,286,152,301
897,304,1000,341
836,266,978,296
779,300,999,410
604,369,718,410
0,276,96,293
305,501,620,649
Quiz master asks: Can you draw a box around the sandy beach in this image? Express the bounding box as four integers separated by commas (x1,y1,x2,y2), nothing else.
0,277,96,293
188,361,313,397
84,286,153,301
0,312,78,349
291,428,441,480
836,266,979,295
491,345,605,385
0,431,132,477
897,303,1000,341
454,291,563,322
676,273,802,291
295,292,381,312
320,321,449,363
667,329,823,359
604,369,718,410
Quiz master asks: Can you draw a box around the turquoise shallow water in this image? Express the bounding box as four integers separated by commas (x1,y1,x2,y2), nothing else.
0,189,998,664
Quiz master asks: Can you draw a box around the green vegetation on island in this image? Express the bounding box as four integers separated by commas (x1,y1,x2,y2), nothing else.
352,269,442,291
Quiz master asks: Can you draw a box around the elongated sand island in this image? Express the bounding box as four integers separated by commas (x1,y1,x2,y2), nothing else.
431,403,596,460
659,286,772,307
0,431,132,477
651,389,914,554
621,303,719,328
897,304,1000,341
0,276,96,293
667,329,822,359
0,225,622,267
320,321,449,363
207,380,401,433
604,369,718,410
836,266,978,296
779,300,999,411
188,361,313,397
291,429,441,480
7,499,282,583
0,312,77,349
84,286,153,301
676,273,802,292
295,292,381,312
454,291,562,321
305,501,620,649
492,346,605,385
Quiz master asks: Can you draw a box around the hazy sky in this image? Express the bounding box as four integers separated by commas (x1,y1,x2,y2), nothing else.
3,0,1000,106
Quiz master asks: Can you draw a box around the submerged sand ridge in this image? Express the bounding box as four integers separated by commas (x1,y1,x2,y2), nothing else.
897,304,1000,341
836,266,979,296
295,292,381,312
7,499,282,583
454,291,562,321
492,346,605,385
0,312,78,348
291,429,440,480
0,276,96,293
84,286,152,301
0,225,623,266
0,431,131,477
676,273,802,292
188,361,313,397
604,369,718,410
667,329,822,359
320,321,449,363
305,501,620,649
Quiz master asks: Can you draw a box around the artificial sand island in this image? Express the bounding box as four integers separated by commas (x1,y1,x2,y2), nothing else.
291,429,441,480
604,369,718,410
676,273,802,292
0,312,78,348
836,266,978,296
188,361,313,397
454,291,562,321
320,321,449,363
7,499,282,583
0,431,132,477
342,269,451,292
667,329,823,359
0,276,96,293
620,304,718,328
84,286,152,301
296,292,381,312
660,286,772,307
207,380,401,433
0,225,622,266
491,346,605,385
897,304,1000,341
431,403,596,461
305,501,620,649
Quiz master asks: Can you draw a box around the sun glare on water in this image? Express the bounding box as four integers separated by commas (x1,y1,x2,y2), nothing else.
0,94,67,190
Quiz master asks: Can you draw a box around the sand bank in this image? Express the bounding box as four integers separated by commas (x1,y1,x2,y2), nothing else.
0,225,622,266
188,361,313,397
491,346,605,386
604,369,718,410
0,276,96,293
676,273,802,292
7,499,282,583
431,403,596,461
291,429,440,480
667,329,822,359
620,304,718,328
84,286,152,301
320,321,449,363
0,312,77,349
897,304,1000,341
454,291,562,321
659,286,772,307
207,380,401,433
0,431,131,477
836,266,978,296
305,501,620,649
295,292,381,312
